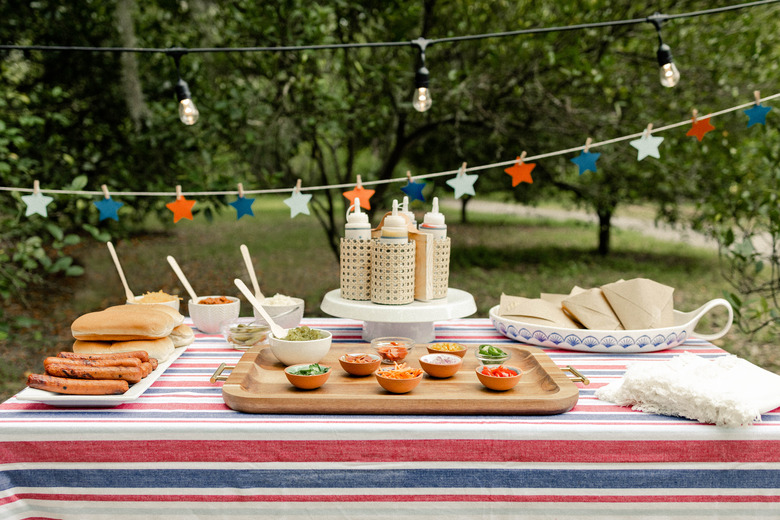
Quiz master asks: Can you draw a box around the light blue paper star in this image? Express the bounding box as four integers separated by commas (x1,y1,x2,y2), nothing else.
93,197,124,221
445,170,478,199
744,103,772,128
629,133,664,161
229,196,255,220
283,189,312,218
22,191,54,217
400,179,426,202
570,150,601,175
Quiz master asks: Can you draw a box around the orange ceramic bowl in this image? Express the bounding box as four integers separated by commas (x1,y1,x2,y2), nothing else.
374,370,423,394
426,342,467,358
419,353,463,379
339,353,381,376
284,364,331,390
475,364,522,391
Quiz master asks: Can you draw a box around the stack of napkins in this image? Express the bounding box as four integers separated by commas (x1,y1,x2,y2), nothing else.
499,277,675,330
596,352,780,427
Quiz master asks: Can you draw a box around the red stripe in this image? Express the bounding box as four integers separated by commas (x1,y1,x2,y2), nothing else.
6,493,780,503
3,439,779,464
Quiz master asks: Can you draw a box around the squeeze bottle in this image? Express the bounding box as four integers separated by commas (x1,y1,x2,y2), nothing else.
344,198,371,240
379,200,408,244
401,196,417,227
418,197,447,239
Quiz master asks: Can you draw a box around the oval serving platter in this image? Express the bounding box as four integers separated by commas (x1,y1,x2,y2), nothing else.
489,298,733,353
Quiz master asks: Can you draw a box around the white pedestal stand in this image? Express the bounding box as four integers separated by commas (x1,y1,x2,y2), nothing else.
320,288,477,343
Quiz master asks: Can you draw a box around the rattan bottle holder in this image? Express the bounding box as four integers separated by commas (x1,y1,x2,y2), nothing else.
432,237,451,299
370,240,416,305
339,238,372,301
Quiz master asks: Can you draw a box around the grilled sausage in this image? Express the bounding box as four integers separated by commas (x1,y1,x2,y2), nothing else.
27,373,129,395
44,356,142,368
45,363,145,384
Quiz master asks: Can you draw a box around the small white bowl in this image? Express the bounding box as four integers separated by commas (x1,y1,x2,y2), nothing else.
188,295,241,334
269,329,332,366
253,297,305,329
127,294,181,313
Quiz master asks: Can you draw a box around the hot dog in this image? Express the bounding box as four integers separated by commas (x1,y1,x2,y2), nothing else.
44,356,142,368
45,363,145,384
58,350,150,363
27,373,129,395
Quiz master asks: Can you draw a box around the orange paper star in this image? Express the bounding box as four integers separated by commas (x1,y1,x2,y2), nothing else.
504,157,536,186
342,184,375,210
166,195,196,223
686,117,715,142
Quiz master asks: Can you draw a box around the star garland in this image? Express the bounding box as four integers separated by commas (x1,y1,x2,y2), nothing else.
284,179,312,218
504,153,535,186
166,185,196,223
446,162,478,198
229,183,255,219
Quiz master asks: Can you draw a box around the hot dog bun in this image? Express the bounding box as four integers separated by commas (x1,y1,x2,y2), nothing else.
71,305,175,341
73,337,175,362
170,324,194,347
107,303,185,327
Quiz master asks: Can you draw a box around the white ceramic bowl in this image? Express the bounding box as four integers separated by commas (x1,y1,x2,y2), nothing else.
127,294,181,313
253,297,305,329
269,329,332,366
188,295,241,334
489,298,733,353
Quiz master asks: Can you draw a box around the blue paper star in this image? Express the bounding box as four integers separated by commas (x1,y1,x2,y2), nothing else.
93,197,124,221
400,179,426,202
629,133,664,161
22,191,54,217
229,196,255,220
570,150,601,175
445,170,478,199
744,103,772,128
283,189,312,218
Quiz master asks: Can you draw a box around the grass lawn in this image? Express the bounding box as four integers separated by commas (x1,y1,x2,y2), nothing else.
2,197,774,401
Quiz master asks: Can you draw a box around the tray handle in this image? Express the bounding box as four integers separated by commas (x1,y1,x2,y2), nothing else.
563,366,589,385
210,363,234,383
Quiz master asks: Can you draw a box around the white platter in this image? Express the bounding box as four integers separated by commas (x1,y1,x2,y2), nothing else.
489,298,733,353
14,346,187,407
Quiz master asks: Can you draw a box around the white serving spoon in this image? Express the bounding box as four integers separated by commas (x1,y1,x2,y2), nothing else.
106,241,135,302
239,244,264,300
234,278,287,339
166,255,199,304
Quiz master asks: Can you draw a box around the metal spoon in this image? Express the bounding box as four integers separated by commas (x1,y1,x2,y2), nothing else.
239,244,264,300
106,241,135,302
166,255,199,304
234,278,287,339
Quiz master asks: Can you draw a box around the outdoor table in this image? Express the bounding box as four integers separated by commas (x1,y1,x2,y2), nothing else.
1,317,778,519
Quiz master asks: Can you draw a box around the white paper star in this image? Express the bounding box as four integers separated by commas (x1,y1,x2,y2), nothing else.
629,133,664,161
22,191,54,217
283,189,312,218
446,170,479,199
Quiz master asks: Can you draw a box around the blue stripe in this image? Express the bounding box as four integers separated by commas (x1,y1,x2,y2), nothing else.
2,468,779,491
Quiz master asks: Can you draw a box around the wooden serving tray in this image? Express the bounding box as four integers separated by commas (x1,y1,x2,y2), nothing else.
220,343,579,415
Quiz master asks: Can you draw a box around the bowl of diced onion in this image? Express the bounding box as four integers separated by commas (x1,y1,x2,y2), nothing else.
253,293,304,329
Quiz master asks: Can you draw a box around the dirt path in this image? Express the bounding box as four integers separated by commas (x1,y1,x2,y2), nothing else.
441,199,720,250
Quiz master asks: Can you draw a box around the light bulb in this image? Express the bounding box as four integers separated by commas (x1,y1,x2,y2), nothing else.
413,87,432,112
178,98,199,125
659,62,680,88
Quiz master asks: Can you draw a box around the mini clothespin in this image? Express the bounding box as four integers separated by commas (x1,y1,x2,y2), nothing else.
294,179,302,192
457,161,468,176
101,184,111,199
644,123,654,136
754,90,761,105
518,151,527,163
33,180,40,194
175,184,183,200
691,108,699,123
584,138,592,153
237,182,245,198
356,175,363,189
406,170,413,182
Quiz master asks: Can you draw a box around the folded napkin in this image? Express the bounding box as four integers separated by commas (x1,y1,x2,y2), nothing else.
596,352,780,427
499,293,582,329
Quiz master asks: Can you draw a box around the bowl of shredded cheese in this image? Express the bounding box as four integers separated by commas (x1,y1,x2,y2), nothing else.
253,293,304,329
128,291,181,312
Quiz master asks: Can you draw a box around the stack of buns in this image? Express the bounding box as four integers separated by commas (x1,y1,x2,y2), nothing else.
71,304,194,362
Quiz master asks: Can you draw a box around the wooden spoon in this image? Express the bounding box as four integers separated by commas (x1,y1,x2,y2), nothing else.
106,241,135,302
166,255,199,303
239,244,264,300
234,278,287,339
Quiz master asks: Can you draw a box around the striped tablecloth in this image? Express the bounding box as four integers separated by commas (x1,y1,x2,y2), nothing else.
1,318,779,519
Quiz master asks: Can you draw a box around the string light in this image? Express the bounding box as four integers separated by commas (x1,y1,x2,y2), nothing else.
169,49,200,125
412,38,432,112
648,13,680,88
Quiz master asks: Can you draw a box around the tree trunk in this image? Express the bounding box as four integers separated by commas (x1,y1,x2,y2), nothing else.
597,208,612,256
114,0,150,129
460,196,471,224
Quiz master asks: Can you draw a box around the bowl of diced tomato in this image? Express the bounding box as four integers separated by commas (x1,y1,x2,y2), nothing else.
475,364,522,391
371,337,415,364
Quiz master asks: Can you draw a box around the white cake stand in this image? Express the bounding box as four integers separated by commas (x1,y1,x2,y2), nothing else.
320,288,477,342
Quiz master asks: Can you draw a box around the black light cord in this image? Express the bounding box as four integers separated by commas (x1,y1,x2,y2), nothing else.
1,0,777,56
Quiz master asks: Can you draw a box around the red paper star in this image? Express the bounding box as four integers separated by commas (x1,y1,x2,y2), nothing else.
504,157,536,186
342,184,375,210
686,117,715,142
166,196,196,223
